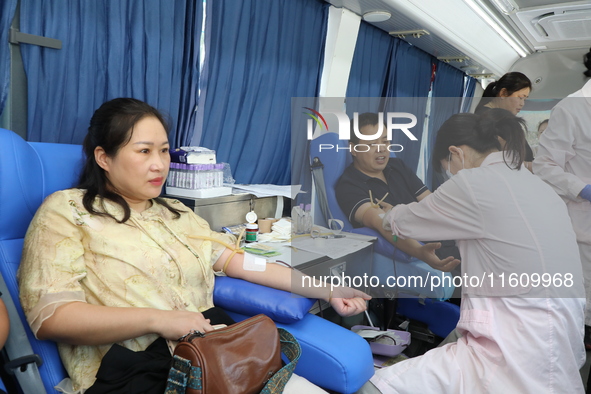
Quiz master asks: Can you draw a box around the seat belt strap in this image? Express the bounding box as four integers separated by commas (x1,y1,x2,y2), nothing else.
310,156,334,224
0,273,47,393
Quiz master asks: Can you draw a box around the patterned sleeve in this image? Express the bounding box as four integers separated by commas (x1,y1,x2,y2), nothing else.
171,201,237,274
18,191,87,337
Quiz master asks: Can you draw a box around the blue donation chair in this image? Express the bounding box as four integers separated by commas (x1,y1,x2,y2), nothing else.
0,128,373,394
310,132,460,339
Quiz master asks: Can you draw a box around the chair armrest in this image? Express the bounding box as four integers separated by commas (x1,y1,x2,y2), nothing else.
225,311,374,394
213,276,316,324
215,277,375,393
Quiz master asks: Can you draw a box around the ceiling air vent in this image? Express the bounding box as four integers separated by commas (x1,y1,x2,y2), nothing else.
536,10,591,41
529,12,553,38
515,3,591,45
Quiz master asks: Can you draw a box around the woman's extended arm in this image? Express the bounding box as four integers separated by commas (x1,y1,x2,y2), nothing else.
38,247,371,345
213,249,370,317
37,302,216,345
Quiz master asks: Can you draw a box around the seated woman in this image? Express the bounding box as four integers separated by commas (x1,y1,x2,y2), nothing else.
17,98,369,393
358,108,585,393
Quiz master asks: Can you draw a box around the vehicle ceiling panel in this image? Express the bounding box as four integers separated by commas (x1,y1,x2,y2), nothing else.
326,0,517,78
326,0,591,82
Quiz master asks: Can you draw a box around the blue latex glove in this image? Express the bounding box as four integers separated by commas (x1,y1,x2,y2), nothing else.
580,185,591,202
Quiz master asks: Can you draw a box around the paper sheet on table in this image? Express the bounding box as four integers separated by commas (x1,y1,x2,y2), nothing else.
229,184,302,199
291,236,374,260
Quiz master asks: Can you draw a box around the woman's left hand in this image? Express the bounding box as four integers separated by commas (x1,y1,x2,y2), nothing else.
329,287,371,317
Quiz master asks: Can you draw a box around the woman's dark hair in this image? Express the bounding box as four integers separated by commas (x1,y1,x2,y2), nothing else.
78,97,181,223
538,119,549,131
432,108,527,173
475,72,532,113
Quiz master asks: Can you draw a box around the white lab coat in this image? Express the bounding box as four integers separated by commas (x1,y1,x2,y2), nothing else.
533,80,591,245
533,80,591,325
373,152,585,393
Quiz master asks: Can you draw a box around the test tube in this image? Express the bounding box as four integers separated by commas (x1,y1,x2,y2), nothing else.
167,163,174,187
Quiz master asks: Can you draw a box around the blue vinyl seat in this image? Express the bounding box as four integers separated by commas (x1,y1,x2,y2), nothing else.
0,128,373,394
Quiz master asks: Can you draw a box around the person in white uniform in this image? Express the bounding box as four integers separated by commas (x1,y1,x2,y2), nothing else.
357,108,585,393
533,79,591,347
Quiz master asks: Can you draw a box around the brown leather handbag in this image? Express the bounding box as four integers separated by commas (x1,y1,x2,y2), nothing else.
165,314,301,394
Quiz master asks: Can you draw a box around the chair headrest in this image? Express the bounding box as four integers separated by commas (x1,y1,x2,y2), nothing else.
0,129,84,240
309,132,398,231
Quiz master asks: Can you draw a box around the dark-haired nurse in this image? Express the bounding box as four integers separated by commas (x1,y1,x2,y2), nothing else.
357,108,585,393
474,72,531,116
474,72,535,172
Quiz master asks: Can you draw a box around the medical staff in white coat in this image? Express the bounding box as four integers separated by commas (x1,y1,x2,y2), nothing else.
533,79,591,347
360,109,585,394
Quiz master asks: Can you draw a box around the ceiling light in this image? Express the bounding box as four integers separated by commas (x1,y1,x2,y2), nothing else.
363,11,392,23
463,0,530,57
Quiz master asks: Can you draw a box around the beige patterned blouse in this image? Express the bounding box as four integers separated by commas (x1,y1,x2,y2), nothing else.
18,189,235,392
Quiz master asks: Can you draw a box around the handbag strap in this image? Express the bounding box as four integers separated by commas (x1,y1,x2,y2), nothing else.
165,357,202,393
260,328,301,394
165,328,301,394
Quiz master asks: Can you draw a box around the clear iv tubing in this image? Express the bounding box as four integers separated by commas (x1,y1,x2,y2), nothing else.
187,228,245,274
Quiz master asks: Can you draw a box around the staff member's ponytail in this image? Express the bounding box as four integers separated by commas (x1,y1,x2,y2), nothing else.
432,108,527,173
